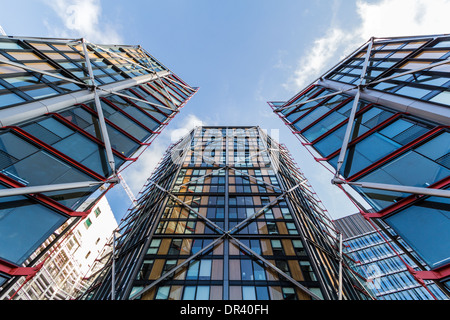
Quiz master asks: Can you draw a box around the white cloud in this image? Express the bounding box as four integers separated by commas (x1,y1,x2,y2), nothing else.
286,0,450,91
44,0,122,44
284,28,355,91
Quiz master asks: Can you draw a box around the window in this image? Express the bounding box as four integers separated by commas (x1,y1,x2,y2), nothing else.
385,193,450,269
354,131,450,210
84,218,92,229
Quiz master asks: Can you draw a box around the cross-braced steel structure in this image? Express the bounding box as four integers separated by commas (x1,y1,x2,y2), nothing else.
0,35,197,295
270,34,450,298
81,126,372,300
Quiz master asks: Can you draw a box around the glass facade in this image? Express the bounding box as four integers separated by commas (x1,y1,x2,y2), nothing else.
81,126,371,300
270,34,450,296
0,36,197,293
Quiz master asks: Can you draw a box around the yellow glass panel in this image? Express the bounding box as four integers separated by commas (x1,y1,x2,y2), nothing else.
266,263,279,281
141,287,156,300
173,259,186,280
157,239,171,255
64,52,84,60
229,260,241,280
276,222,288,234
296,288,312,300
260,239,273,255
165,221,176,234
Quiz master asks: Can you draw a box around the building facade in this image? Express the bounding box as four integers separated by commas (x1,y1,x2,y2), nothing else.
270,34,450,297
81,126,372,300
334,213,448,300
1,196,118,300
0,35,197,293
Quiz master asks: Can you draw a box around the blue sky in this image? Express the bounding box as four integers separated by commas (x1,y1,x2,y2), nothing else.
1,0,449,222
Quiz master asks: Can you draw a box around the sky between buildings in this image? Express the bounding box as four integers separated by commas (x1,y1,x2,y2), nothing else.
1,0,449,222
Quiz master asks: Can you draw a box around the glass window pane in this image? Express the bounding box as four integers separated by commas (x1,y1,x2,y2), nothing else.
196,286,210,300
24,86,59,99
199,260,212,280
182,286,196,300
415,132,450,160
429,91,450,106
0,92,26,107
0,188,66,264
242,286,256,300
155,286,170,300
186,260,200,280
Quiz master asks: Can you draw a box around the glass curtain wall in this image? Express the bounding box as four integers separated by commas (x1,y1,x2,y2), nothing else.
270,34,450,296
0,36,197,293
82,126,372,300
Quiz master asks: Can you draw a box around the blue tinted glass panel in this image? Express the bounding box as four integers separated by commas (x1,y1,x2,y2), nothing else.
0,92,26,108
99,102,150,141
335,132,401,177
0,187,66,264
